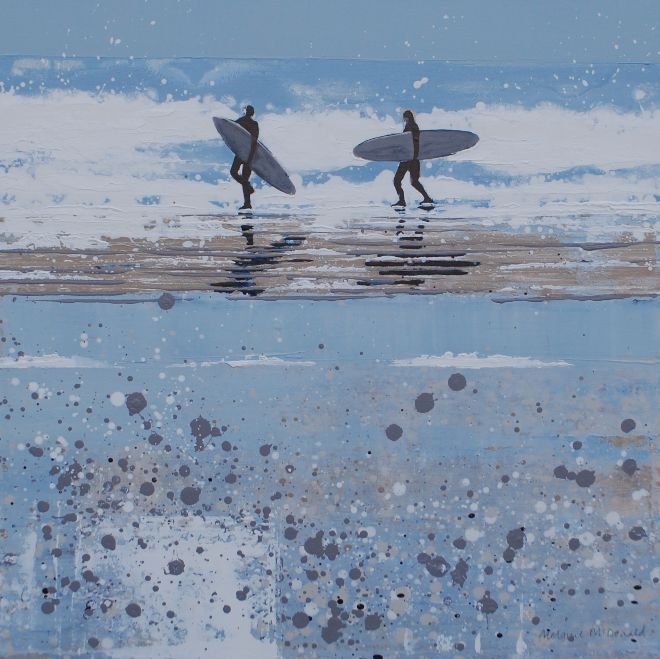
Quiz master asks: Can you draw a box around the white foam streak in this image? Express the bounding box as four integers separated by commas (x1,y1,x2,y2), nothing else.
0,354,109,369
392,352,572,368
169,355,316,368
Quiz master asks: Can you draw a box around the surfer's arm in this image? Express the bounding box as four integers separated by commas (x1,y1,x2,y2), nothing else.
412,126,420,160
247,126,259,165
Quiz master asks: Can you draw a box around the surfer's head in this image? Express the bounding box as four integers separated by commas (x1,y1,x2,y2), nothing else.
245,105,255,117
403,109,415,121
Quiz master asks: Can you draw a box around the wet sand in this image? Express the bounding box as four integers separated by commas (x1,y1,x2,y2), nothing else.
0,212,656,299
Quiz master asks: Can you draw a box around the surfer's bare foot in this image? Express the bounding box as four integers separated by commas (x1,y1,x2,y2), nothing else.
239,203,252,211
391,200,406,207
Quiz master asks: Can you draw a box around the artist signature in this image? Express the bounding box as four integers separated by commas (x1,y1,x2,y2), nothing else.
539,625,648,642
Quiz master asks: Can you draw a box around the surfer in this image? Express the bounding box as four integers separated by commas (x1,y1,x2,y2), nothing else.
230,105,259,210
392,110,434,208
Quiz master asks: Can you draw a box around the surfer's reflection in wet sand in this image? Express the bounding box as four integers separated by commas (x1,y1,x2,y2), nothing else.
211,224,308,296
393,110,434,208
230,105,259,211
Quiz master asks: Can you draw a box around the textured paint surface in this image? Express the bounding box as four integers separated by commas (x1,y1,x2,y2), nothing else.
0,48,658,659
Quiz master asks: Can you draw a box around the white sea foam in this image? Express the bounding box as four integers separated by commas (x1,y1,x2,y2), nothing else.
392,352,572,368
218,355,317,367
0,269,109,280
0,90,657,247
169,355,316,368
0,354,109,368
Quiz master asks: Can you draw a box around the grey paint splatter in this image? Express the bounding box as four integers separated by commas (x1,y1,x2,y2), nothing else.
321,601,345,644
385,423,403,441
180,486,201,505
139,482,155,496
506,528,526,550
304,532,325,558
364,613,382,630
417,552,450,577
190,416,212,451
451,558,469,587
349,567,361,580
575,470,596,488
125,603,142,618
477,591,498,615
167,559,185,576
157,292,176,310
292,612,309,629
414,393,434,413
622,458,638,475
125,392,147,416
628,526,647,541
620,418,636,433
448,373,467,391
101,534,116,551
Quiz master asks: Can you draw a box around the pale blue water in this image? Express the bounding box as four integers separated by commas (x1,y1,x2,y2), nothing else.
0,293,656,656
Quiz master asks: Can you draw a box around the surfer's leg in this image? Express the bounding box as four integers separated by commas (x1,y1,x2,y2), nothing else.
242,163,255,195
409,160,433,203
230,156,243,184
239,164,253,209
393,162,407,205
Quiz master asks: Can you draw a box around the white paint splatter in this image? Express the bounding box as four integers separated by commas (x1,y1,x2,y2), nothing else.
465,527,483,542
110,391,126,406
392,482,406,496
516,629,528,654
605,511,623,528
585,551,608,569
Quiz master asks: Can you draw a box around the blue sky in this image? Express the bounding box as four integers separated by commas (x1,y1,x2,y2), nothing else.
2,0,659,62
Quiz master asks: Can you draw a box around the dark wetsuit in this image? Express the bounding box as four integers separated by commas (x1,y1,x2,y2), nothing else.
231,115,259,205
393,117,432,204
